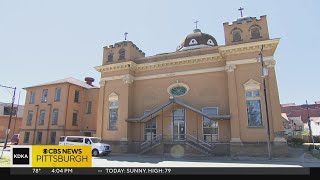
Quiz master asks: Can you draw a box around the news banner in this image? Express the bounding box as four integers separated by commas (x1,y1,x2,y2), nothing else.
7,145,312,175
9,145,177,175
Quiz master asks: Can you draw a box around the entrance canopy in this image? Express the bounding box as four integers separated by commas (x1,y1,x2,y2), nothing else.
127,98,231,123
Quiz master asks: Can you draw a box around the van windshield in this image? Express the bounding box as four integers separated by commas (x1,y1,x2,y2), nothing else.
90,138,101,143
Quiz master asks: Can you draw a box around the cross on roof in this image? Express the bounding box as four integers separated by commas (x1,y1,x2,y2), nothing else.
124,32,128,41
238,7,244,17
194,20,199,29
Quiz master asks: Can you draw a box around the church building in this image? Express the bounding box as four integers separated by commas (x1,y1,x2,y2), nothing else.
20,13,288,156
94,14,287,156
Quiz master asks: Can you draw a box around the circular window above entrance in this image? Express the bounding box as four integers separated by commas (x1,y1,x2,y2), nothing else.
167,82,190,97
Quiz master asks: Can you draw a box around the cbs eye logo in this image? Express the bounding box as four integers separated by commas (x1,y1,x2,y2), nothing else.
12,147,30,165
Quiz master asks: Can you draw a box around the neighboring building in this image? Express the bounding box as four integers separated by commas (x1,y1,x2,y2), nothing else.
19,77,99,145
281,102,320,136
0,102,24,140
304,117,320,136
94,14,286,156
20,14,287,156
281,113,290,134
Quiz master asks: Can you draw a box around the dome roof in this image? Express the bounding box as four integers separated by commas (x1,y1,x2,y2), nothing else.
176,29,218,52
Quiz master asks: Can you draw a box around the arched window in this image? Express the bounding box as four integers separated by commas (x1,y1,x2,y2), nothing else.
250,26,261,39
118,49,125,60
232,29,242,42
107,53,113,62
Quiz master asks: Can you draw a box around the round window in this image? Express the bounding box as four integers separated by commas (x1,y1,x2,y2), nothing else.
170,86,188,97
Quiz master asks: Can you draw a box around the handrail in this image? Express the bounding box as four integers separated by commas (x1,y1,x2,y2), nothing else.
140,134,218,154
185,134,213,151
140,134,162,150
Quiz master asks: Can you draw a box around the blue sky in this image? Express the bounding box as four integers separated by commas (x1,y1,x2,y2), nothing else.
0,0,319,105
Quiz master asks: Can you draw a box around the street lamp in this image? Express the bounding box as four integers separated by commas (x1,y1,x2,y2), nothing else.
259,45,272,160
0,85,16,159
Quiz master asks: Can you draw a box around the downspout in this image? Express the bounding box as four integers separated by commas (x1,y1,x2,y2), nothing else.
46,104,52,144
64,85,71,136
32,105,39,144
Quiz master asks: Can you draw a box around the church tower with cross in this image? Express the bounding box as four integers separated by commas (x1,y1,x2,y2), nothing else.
223,8,270,45
102,32,145,65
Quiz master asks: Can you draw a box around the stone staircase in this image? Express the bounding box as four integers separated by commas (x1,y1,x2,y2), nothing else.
140,134,162,154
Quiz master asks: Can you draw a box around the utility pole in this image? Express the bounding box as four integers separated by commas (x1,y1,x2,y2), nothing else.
13,91,21,136
259,45,272,160
306,100,315,150
0,85,16,159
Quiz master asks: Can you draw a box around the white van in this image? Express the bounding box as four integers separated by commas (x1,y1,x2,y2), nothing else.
59,136,111,157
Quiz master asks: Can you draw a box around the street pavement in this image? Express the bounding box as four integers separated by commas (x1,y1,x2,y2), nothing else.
1,146,319,167
92,152,320,167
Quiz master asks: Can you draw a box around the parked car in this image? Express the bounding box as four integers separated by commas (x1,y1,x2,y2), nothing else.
59,136,111,157
11,134,20,145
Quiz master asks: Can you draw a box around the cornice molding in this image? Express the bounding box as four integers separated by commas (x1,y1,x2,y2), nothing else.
226,56,274,66
95,61,137,73
95,40,279,74
100,67,225,82
135,53,222,72
219,39,280,57
95,53,222,73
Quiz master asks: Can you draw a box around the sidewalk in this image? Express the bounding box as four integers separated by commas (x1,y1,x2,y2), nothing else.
104,147,320,167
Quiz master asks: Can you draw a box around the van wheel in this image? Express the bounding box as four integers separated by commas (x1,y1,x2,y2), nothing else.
92,149,99,157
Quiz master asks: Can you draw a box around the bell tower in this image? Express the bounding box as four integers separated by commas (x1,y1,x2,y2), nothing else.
223,15,270,45
102,41,145,65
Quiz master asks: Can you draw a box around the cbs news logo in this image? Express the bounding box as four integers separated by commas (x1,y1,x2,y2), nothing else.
11,145,92,167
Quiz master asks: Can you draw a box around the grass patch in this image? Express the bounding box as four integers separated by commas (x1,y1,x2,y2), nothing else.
0,156,10,167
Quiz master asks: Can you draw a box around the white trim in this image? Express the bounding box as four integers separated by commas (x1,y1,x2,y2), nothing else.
135,67,225,81
179,44,214,51
226,56,273,65
100,67,225,82
219,39,279,52
167,82,190,97
201,107,219,142
207,39,215,45
108,92,118,101
102,75,126,81
243,79,261,91
189,39,198,45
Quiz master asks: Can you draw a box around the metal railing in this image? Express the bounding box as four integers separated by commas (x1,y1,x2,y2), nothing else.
140,134,162,151
185,134,213,152
139,133,218,154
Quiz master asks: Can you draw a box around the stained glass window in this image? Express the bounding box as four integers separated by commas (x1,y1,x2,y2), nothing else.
246,87,263,129
170,86,187,97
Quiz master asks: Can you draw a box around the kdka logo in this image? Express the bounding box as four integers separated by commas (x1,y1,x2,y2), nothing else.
12,147,30,165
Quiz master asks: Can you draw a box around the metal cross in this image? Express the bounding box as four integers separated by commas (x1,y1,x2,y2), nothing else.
124,32,128,41
194,20,199,29
238,7,244,17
